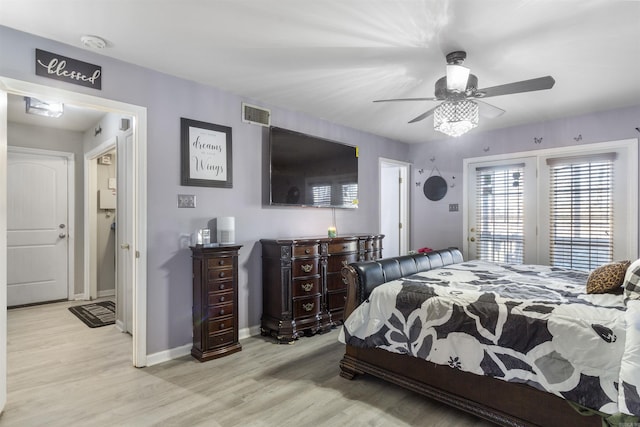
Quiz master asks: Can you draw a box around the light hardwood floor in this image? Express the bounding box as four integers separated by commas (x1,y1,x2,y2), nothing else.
1,300,494,426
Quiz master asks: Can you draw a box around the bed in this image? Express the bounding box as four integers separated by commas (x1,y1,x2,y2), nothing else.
338,248,640,427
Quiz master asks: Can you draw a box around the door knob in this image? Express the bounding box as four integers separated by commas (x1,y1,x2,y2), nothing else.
120,243,130,249
59,233,67,238
469,237,476,242
59,224,66,229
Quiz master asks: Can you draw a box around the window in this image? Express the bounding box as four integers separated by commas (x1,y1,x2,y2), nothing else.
464,139,637,267
475,164,525,263
548,155,614,270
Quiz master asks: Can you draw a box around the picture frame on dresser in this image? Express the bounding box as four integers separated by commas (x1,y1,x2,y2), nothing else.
180,117,233,188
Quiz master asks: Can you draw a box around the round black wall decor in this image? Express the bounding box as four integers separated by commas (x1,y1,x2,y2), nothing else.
423,175,448,201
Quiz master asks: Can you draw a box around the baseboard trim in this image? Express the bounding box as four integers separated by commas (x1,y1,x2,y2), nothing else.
146,343,192,366
145,325,262,366
239,325,261,340
97,289,115,298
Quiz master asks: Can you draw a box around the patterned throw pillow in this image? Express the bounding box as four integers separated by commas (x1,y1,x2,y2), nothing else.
624,259,640,300
586,261,631,294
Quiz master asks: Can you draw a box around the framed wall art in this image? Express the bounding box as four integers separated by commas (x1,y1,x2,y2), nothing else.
181,117,232,188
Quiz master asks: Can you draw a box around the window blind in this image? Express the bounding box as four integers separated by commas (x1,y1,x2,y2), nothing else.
549,156,614,270
475,164,525,264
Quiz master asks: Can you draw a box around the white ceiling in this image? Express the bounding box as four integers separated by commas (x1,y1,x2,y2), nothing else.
1,0,639,143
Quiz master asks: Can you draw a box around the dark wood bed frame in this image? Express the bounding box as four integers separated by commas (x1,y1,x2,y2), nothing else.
339,252,602,427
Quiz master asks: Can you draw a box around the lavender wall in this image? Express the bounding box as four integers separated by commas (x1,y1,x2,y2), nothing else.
0,26,410,354
408,105,640,253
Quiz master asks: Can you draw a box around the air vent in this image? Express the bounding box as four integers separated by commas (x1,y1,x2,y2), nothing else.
242,102,271,127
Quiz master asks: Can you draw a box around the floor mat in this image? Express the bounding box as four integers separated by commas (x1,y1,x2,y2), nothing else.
68,301,116,328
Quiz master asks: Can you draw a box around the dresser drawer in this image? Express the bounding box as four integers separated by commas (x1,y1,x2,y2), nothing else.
327,253,358,272
292,258,319,277
208,303,233,318
208,290,234,306
209,316,234,334
207,279,234,293
207,256,234,269
293,244,318,257
327,290,347,311
326,272,349,291
292,295,321,318
292,277,320,297
207,330,235,350
328,241,358,254
207,267,233,282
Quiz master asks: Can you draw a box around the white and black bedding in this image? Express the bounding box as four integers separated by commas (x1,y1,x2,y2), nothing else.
339,260,640,417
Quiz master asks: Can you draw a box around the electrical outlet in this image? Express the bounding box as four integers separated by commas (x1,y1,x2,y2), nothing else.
177,194,196,208
449,203,459,212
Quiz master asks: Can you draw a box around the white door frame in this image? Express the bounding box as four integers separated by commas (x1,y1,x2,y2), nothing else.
8,146,75,302
379,157,411,255
0,76,148,387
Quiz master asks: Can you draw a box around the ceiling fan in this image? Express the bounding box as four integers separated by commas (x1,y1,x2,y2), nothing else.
374,51,555,136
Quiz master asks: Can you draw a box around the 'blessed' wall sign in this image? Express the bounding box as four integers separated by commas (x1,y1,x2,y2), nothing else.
35,49,102,90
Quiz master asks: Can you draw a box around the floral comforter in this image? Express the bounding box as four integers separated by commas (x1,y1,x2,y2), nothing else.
339,260,640,416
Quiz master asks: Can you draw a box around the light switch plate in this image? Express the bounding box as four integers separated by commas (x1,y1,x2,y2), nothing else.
178,194,196,208
449,203,459,212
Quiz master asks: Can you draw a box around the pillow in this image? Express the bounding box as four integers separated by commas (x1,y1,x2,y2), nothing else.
586,260,631,294
623,258,640,299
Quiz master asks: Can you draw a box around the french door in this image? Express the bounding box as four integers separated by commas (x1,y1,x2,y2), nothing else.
466,157,537,264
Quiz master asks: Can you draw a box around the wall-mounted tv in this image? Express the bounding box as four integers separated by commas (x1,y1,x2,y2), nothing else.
269,127,358,208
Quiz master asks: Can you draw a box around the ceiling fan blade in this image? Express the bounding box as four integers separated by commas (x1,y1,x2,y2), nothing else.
476,76,555,98
408,105,439,124
373,97,438,103
476,100,505,119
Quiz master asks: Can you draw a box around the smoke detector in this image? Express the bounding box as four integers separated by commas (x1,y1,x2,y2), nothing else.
81,35,107,49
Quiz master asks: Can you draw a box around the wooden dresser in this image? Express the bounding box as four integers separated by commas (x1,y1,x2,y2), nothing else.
191,244,242,361
260,234,383,343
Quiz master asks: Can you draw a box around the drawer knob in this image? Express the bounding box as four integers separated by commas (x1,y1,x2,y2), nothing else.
305,248,310,254
301,282,313,292
220,296,226,302
302,302,315,312
219,308,225,315
219,272,226,278
219,284,225,290
219,323,225,329
301,264,313,273
218,260,225,265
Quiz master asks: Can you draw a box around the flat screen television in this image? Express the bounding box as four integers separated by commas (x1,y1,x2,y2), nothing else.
269,127,358,208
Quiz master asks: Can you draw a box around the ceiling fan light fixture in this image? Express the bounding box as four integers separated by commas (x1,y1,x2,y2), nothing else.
434,100,478,137
446,64,470,92
24,96,64,118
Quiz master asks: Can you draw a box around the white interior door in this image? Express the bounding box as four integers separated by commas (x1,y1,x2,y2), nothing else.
380,158,410,257
7,151,69,306
117,132,134,334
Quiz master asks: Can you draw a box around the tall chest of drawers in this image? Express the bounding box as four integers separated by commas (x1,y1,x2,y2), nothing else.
191,244,242,361
260,234,383,343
